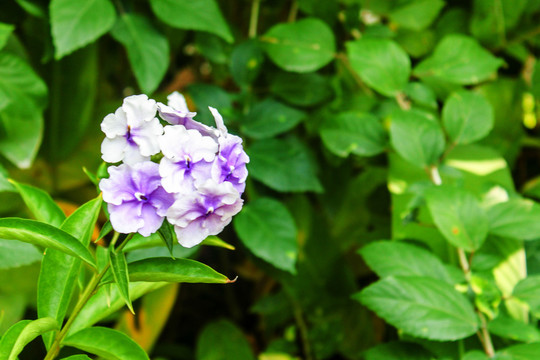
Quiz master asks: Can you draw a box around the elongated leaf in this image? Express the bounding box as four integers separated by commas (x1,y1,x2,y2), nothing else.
109,249,134,313
356,276,478,340
10,180,65,226
111,14,169,93
0,318,57,360
149,0,233,43
262,18,335,73
128,257,231,283
0,23,14,51
157,221,174,257
0,218,95,267
488,198,540,240
39,196,102,348
497,343,540,360
0,239,42,270
197,320,256,360
234,198,298,274
346,37,410,97
50,0,116,59
201,236,235,250
488,315,540,343
63,327,149,360
60,356,92,360
359,241,451,283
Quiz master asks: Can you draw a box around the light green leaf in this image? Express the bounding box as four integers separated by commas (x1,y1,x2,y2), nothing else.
201,236,235,250
230,40,263,86
111,14,169,93
320,112,386,158
63,327,149,360
512,275,540,317
38,196,102,349
442,91,494,144
127,257,231,283
242,99,305,139
248,137,323,193
389,109,445,168
355,276,479,340
262,18,335,73
425,185,489,251
462,351,488,360
365,341,434,360
60,356,93,360
346,37,410,97
110,249,133,313
414,35,503,84
149,0,233,43
197,320,256,360
0,23,14,51
0,218,95,267
389,0,445,31
234,198,298,274
497,343,540,360
488,315,540,343
269,72,333,107
0,240,42,270
487,198,540,241
359,241,451,283
403,82,437,110
0,317,58,360
50,0,116,59
10,180,65,227
0,52,47,168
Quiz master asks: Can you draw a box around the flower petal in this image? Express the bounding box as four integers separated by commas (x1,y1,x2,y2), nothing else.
109,201,144,234
209,106,228,136
123,94,157,126
101,137,127,163
101,111,127,138
138,204,164,236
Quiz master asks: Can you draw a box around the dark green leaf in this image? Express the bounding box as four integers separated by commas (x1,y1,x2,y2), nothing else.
487,198,540,241
195,32,230,64
157,221,175,257
0,23,14,51
470,0,527,47
97,220,112,241
488,315,540,343
10,180,65,227
248,137,323,193
346,37,410,97
0,318,57,360
269,72,333,107
365,341,434,360
356,276,478,340
201,236,235,250
111,14,169,93
442,91,494,144
188,83,232,126
320,112,386,157
262,18,335,73
242,99,305,139
50,0,116,59
197,320,256,360
230,40,263,86
63,327,149,360
425,186,489,251
389,0,445,31
109,249,134,313
149,0,233,43
234,198,298,274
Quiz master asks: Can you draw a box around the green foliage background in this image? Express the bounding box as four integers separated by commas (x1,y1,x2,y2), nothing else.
3,0,540,359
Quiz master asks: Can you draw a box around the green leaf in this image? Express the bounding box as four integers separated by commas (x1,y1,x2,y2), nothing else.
201,236,235,250
60,356,93,360
127,257,231,283
111,14,169,93
346,37,410,97
38,196,102,349
109,249,134,313
425,186,489,251
97,220,112,241
487,198,540,241
512,275,540,317
365,341,434,360
389,109,445,168
403,82,437,110
234,198,298,274
195,32,230,64
248,137,323,193
488,315,540,343
149,0,233,43
262,18,335,73
355,276,478,340
242,99,306,139
471,0,527,47
389,0,445,31
50,0,116,59
0,240,42,270
157,221,175,257
269,72,333,107
0,218,95,267
442,91,494,144
497,343,540,360
10,180,65,227
0,317,58,360
532,60,540,100
462,351,488,360
320,112,386,158
0,23,14,51
230,40,264,86
63,327,149,360
359,241,451,282
197,320,256,360
0,52,47,168
414,34,503,84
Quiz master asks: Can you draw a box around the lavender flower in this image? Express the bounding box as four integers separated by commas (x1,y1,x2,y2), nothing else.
99,162,174,236
101,95,163,165
166,180,243,248
159,125,218,193
157,91,216,136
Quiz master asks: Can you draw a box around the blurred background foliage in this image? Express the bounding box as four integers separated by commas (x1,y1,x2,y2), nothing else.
3,0,540,359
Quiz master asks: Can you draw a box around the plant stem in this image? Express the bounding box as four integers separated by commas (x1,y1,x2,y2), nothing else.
478,312,496,358
288,0,298,22
44,233,133,360
248,0,261,38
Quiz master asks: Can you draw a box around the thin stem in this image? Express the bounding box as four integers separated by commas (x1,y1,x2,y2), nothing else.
248,0,261,38
44,233,134,360
457,248,471,282
478,312,496,358
395,92,411,111
288,0,298,22
427,165,442,186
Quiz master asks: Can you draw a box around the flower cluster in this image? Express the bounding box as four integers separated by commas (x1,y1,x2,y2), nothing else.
99,93,249,247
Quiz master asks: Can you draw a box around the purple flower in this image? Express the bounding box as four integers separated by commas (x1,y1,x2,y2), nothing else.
212,134,249,194
166,180,243,248
99,162,174,236
101,95,163,165
159,125,218,193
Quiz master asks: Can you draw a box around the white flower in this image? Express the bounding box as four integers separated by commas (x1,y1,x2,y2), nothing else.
101,94,163,165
